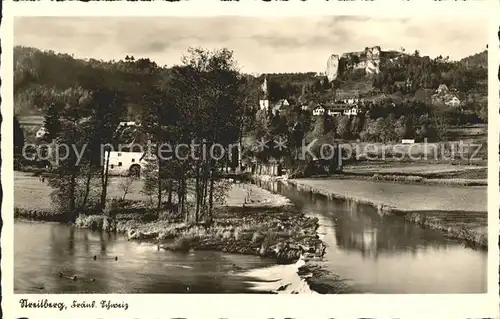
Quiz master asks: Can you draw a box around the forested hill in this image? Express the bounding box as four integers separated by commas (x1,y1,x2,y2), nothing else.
259,48,487,104
459,50,487,69
14,46,167,116
14,45,487,117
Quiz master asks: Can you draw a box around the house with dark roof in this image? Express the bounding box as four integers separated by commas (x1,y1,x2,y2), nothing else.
312,105,326,116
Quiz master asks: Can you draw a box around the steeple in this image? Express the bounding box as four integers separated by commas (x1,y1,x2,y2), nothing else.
259,75,269,110
261,75,268,99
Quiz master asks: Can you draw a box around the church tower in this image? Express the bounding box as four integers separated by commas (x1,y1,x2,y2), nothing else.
259,75,269,110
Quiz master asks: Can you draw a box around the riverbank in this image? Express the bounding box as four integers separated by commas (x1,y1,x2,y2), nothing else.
283,177,487,248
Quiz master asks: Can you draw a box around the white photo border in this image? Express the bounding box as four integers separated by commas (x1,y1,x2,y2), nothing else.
2,1,499,318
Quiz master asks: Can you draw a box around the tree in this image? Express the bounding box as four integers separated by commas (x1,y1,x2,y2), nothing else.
14,116,25,155
140,47,242,224
119,175,136,201
336,116,351,140
86,89,126,210
394,116,409,140
43,103,62,142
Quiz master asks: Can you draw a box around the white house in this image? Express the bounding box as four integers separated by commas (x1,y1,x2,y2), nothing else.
277,99,290,107
312,106,325,116
328,110,342,116
259,99,270,110
105,151,154,177
401,139,415,144
119,121,138,127
103,121,152,177
343,107,360,116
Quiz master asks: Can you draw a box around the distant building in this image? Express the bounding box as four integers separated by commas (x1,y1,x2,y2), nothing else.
277,99,290,107
259,99,270,110
343,107,360,117
402,139,415,144
312,105,325,116
104,121,152,177
119,121,138,127
269,99,290,114
327,109,343,117
35,126,48,139
105,151,154,177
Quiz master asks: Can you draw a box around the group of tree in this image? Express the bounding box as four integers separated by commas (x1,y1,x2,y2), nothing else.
371,50,487,96
140,48,243,223
241,97,451,167
14,46,243,225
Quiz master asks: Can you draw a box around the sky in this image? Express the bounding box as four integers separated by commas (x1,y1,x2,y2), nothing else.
14,16,487,74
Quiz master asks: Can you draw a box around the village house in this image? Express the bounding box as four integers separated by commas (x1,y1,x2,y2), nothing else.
312,105,325,116
259,99,269,110
106,121,151,177
270,99,290,114
343,107,360,116
277,99,290,107
36,126,48,139
259,99,289,115
327,109,343,117
322,102,361,117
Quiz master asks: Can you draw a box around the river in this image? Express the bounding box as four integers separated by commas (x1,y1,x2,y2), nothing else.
14,221,277,293
257,180,487,293
15,182,487,294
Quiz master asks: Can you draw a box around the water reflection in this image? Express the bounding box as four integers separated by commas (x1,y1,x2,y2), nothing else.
260,180,487,293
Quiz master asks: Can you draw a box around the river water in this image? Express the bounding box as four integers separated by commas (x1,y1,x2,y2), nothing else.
15,182,487,294
14,222,276,293
258,180,487,293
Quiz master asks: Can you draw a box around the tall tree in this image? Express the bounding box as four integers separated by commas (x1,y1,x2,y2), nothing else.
14,116,25,155
43,103,62,142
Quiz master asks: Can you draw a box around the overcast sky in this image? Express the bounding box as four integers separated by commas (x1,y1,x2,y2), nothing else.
14,16,487,74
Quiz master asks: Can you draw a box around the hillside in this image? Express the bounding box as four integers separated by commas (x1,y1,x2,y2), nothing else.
255,46,487,106
14,45,487,121
459,50,487,69
14,46,165,117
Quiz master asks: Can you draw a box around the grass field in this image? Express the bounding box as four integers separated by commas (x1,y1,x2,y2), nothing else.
14,171,290,212
288,178,486,213
14,172,147,210
343,162,487,179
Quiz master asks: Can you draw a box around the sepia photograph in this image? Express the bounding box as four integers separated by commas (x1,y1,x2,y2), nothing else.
13,15,489,295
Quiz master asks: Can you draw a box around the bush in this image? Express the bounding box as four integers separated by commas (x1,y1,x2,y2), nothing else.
14,207,67,222
372,174,423,183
